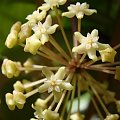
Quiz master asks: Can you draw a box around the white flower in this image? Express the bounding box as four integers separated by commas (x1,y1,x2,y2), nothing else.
26,10,46,26
24,34,41,55
32,15,59,44
38,67,73,102
38,0,67,11
62,2,97,19
72,29,110,61
39,67,66,93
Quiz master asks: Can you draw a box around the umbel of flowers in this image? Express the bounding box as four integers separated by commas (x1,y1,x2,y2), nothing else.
2,0,120,120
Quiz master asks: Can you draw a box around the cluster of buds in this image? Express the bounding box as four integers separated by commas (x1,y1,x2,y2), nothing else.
2,0,120,120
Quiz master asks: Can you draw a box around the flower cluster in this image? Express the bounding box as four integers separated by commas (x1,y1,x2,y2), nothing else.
2,0,120,120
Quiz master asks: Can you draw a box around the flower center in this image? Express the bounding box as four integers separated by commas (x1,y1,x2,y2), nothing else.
87,39,93,46
51,80,56,86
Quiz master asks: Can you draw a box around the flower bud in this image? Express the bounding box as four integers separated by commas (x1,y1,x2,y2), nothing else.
10,21,22,32
5,93,15,110
24,35,41,55
35,98,47,109
43,109,60,120
18,23,32,43
13,90,26,109
22,79,32,93
99,47,116,63
5,30,18,48
23,58,33,73
13,81,24,93
1,59,21,78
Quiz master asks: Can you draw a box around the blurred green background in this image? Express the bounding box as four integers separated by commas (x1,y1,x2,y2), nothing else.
0,0,120,120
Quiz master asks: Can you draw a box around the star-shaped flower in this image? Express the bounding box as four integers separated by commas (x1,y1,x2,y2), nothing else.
72,29,110,61
38,67,73,102
32,15,59,44
38,0,67,11
62,2,97,19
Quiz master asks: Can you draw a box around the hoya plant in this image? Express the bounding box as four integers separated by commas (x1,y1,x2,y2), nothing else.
1,0,120,120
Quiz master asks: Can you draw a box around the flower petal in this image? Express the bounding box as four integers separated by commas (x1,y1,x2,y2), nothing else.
84,9,97,15
62,12,75,18
60,82,73,90
42,67,54,80
47,24,59,34
74,32,85,43
72,44,86,54
87,49,97,61
55,67,66,80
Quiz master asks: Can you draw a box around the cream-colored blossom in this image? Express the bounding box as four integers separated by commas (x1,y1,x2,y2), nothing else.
5,90,26,110
62,2,97,19
13,90,26,109
99,47,116,63
5,93,15,110
10,21,22,32
72,29,110,61
18,23,32,43
32,15,59,44
5,22,22,48
1,59,21,78
38,0,67,11
26,10,46,26
5,30,18,48
32,98,47,119
23,58,34,73
104,114,119,120
39,67,73,93
43,109,60,120
24,34,41,55
13,81,24,93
